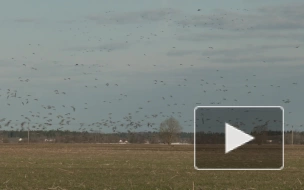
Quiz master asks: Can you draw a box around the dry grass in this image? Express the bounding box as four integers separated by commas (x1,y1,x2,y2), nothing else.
0,144,303,189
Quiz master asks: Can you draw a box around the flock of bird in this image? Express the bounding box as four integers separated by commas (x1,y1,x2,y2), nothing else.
195,108,288,133
0,6,303,134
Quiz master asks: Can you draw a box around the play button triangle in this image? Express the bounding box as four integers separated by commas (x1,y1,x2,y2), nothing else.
225,123,255,154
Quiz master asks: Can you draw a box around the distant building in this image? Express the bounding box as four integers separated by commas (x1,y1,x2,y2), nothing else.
45,139,55,142
119,140,128,144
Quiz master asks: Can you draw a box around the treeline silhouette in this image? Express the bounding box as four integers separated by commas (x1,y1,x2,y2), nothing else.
195,130,304,144
195,130,283,144
0,130,193,144
0,130,303,144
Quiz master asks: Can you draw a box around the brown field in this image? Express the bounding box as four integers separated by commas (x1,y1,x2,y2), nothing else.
0,144,303,190
195,144,282,169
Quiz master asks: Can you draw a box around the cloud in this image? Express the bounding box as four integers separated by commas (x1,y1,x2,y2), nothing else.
177,30,304,42
64,42,132,52
166,50,201,57
165,43,304,70
166,44,300,57
203,44,298,56
207,55,304,65
13,18,36,23
176,3,304,31
257,3,304,19
86,8,181,24
57,20,79,24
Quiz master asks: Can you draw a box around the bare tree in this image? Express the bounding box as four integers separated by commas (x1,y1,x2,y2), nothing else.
159,117,182,145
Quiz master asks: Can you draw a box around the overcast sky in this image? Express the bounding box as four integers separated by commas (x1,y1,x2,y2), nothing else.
195,107,283,133
0,0,303,133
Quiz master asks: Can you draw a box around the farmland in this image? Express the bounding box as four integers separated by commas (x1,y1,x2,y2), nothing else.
0,144,303,189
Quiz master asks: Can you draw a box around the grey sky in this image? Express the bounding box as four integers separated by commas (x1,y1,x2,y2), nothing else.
195,107,283,134
0,0,303,133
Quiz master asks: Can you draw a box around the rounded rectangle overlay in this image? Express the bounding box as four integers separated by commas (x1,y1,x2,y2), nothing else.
194,106,284,171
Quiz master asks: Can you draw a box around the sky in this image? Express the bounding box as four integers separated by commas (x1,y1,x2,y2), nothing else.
195,107,283,134
0,0,303,133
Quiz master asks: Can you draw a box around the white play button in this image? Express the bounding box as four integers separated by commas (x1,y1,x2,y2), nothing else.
225,123,255,154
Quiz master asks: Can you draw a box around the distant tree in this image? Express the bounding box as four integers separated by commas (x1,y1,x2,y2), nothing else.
159,117,182,145
251,120,269,145
149,132,160,144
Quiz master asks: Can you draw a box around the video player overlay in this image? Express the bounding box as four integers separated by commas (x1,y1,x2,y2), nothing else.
194,106,283,170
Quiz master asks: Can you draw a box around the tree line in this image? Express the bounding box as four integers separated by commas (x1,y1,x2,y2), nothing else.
0,130,303,144
0,130,193,144
0,116,302,145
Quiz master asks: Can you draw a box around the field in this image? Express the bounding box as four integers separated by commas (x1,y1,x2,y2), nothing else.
0,144,303,190
195,144,282,169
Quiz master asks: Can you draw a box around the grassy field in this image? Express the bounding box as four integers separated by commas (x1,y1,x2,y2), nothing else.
195,144,282,169
0,144,303,190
